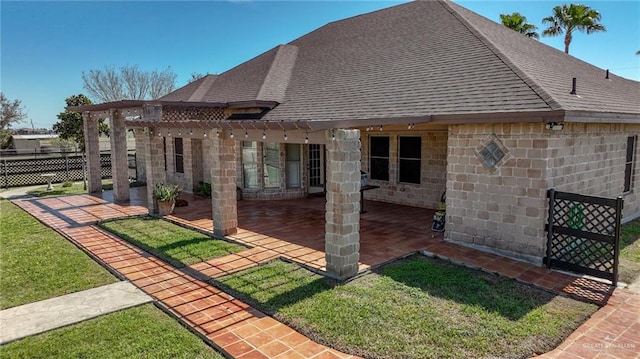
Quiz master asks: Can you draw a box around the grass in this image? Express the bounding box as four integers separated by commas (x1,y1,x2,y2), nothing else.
218,257,598,359
26,181,89,196
0,199,117,309
0,304,224,359
99,216,244,266
26,180,144,197
620,218,640,284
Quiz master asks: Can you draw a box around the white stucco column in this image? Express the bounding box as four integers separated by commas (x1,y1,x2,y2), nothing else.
82,112,102,193
325,129,361,280
109,109,130,202
211,136,238,236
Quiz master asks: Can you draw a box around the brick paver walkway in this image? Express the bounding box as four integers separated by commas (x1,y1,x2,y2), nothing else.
12,193,639,358
13,195,359,359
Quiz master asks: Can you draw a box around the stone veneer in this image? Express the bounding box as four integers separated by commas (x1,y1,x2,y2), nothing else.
210,136,238,236
446,122,640,263
325,129,361,279
109,109,130,202
82,112,102,194
361,131,448,209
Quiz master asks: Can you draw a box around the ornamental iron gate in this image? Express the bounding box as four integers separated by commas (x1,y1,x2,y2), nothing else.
545,189,623,285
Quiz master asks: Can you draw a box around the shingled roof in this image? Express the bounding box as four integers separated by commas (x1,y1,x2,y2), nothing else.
161,0,640,124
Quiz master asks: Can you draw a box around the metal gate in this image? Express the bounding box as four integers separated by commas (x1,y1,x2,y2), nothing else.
545,189,623,285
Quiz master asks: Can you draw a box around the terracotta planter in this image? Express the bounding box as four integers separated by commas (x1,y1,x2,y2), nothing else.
157,199,175,216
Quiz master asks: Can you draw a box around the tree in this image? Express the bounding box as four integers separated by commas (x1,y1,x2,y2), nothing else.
53,94,108,151
0,92,27,148
81,65,177,103
499,12,539,39
542,4,606,54
189,72,207,83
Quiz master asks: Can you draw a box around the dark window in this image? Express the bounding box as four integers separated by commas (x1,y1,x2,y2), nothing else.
624,136,636,193
478,140,505,169
163,137,167,171
399,136,421,184
174,138,184,174
370,136,389,181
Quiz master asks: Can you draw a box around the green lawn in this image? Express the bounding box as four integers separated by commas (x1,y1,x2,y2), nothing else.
26,180,144,197
218,257,598,359
0,304,224,359
0,199,117,309
99,216,244,266
620,218,640,284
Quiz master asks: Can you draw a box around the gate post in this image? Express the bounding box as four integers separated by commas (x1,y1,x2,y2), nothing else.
545,188,556,269
613,196,623,286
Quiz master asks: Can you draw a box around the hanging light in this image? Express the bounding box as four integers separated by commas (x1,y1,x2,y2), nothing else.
178,129,182,136
304,130,309,144
189,129,193,136
284,130,288,141
262,131,266,140
245,131,248,138
203,130,208,138
167,130,171,137
230,130,234,139
158,130,162,137
378,125,383,132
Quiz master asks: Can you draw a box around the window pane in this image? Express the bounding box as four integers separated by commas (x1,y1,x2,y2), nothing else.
174,138,183,155
174,138,184,173
627,136,636,162
286,144,301,188
370,137,390,157
286,143,301,161
370,158,389,181
264,142,280,188
399,159,421,184
624,163,633,192
399,137,421,159
242,141,258,188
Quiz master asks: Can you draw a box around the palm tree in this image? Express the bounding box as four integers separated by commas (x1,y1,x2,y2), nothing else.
542,4,606,54
499,12,540,39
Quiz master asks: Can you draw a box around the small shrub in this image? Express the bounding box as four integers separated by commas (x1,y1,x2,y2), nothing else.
198,181,212,197
62,181,73,188
152,183,181,202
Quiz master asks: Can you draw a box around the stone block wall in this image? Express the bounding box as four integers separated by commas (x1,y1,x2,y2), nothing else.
446,123,549,262
446,122,640,263
360,131,447,209
547,123,640,222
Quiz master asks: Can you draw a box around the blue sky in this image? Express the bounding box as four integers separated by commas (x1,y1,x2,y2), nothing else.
2,1,638,129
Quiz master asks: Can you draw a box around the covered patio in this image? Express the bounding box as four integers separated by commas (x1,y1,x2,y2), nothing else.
100,186,443,274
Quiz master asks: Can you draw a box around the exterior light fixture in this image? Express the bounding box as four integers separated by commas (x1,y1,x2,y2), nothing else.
545,122,564,131
284,130,288,141
262,131,266,140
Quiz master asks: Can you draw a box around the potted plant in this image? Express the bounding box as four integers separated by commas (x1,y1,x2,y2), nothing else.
152,182,181,216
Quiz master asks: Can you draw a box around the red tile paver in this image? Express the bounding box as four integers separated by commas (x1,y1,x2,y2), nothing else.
11,191,639,359
12,194,361,359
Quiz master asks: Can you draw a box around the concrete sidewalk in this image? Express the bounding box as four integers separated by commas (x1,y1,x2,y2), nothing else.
0,281,152,345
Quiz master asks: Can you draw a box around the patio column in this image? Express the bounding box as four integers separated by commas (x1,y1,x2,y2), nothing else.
210,136,237,236
109,109,129,202
133,128,146,183
82,111,102,193
142,105,166,214
325,129,361,280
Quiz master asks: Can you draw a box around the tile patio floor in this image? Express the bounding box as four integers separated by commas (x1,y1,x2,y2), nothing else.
11,189,640,359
